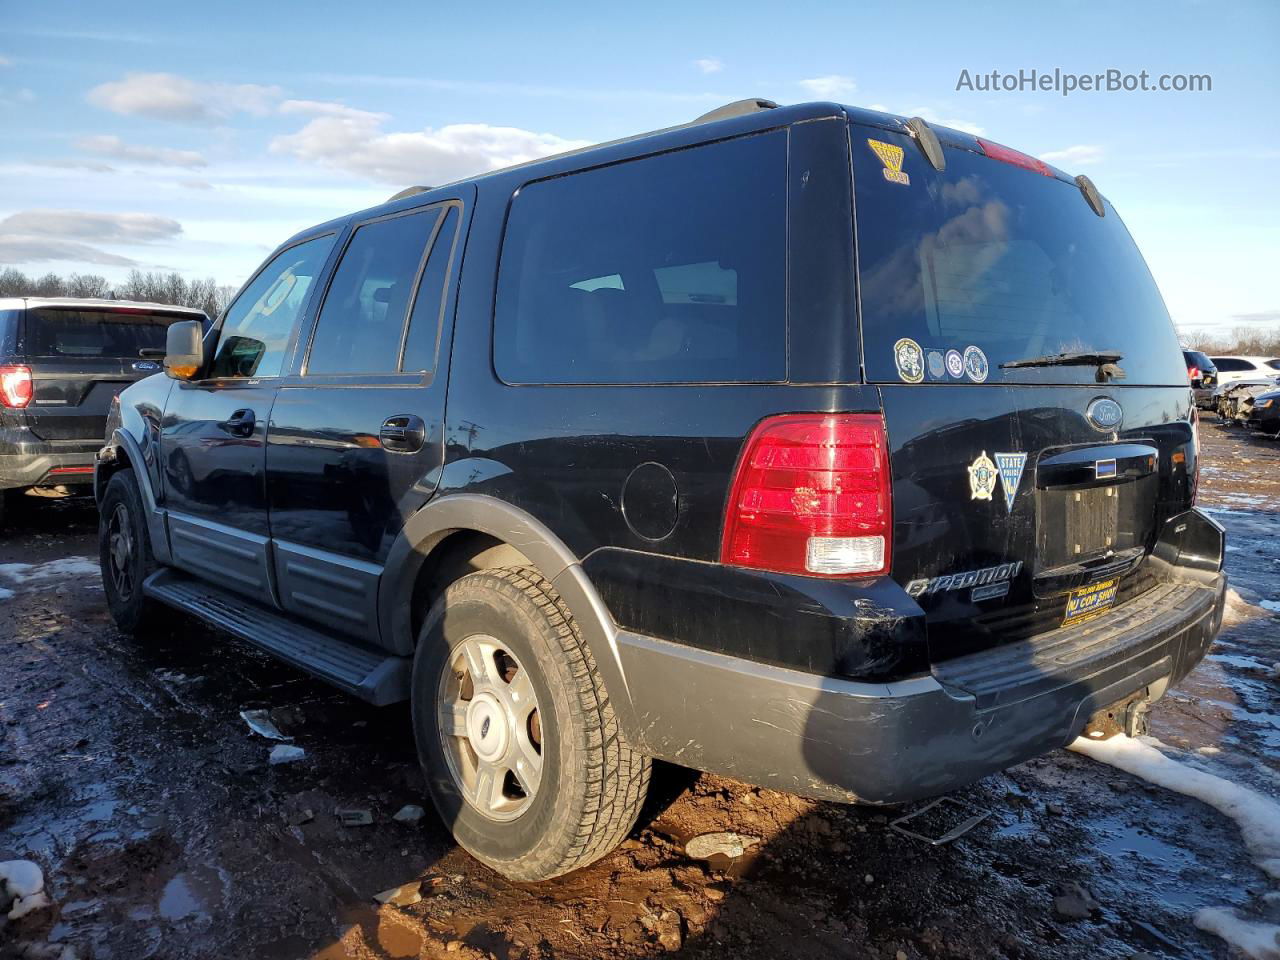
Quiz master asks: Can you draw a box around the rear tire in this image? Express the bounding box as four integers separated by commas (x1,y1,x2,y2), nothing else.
99,469,163,634
412,566,650,881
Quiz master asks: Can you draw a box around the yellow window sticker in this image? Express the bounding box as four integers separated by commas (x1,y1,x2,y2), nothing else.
867,138,910,186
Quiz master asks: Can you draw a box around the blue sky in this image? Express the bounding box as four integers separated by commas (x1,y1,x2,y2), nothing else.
1,0,1277,333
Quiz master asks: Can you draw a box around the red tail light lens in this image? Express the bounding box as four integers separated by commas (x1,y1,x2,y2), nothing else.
721,414,892,577
0,365,33,409
977,138,1054,177
1187,365,1200,382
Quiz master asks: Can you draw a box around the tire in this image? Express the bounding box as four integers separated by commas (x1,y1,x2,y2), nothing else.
412,566,650,881
99,469,163,634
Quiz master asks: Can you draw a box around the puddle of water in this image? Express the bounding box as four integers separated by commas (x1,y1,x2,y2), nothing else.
1096,823,1203,909
159,874,203,920
158,866,224,923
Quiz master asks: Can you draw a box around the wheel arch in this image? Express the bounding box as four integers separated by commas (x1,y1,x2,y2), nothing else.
379,494,640,739
98,428,172,565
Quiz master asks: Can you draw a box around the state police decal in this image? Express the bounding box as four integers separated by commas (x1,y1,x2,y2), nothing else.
994,452,1028,510
968,451,998,501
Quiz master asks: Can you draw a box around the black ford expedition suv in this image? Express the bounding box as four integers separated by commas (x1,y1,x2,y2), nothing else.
1,298,207,525
97,99,1226,881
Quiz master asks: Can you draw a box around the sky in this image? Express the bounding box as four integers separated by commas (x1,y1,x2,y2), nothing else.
1,0,1277,334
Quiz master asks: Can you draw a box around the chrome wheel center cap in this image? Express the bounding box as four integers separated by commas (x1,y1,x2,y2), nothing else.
466,693,508,763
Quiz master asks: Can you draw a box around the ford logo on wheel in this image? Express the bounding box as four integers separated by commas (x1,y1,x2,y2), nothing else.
1086,397,1123,431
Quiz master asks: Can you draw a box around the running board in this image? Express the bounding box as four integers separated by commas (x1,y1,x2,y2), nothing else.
143,569,410,705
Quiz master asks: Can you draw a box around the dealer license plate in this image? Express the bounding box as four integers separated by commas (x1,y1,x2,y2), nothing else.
1062,578,1119,627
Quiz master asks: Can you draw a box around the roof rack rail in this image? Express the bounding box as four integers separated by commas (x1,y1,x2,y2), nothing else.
693,98,778,125
386,185,432,203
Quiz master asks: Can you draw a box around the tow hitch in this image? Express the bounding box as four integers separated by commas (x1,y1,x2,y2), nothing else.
1082,690,1152,740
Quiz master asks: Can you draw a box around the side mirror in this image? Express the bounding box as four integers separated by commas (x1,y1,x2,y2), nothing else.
164,320,204,381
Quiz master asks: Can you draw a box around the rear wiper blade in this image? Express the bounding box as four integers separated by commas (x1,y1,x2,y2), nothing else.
1000,350,1124,369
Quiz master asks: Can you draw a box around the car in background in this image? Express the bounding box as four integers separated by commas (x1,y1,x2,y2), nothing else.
1245,388,1280,435
1217,377,1280,423
1182,349,1218,407
1,298,210,525
1210,355,1280,389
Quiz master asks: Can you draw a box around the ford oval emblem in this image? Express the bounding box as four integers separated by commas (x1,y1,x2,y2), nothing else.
1086,397,1123,431
133,360,160,372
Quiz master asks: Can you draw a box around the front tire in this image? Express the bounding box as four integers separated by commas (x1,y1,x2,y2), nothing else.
99,469,163,634
412,567,650,881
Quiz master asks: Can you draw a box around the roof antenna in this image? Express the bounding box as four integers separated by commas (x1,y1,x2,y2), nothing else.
905,117,945,172
694,98,778,125
1075,175,1106,217
386,185,431,203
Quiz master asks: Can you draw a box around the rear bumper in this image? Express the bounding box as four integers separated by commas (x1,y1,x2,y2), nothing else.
618,509,1226,804
0,430,98,490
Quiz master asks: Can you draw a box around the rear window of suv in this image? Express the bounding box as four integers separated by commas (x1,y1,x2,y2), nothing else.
852,125,1186,386
21,308,192,360
494,131,787,384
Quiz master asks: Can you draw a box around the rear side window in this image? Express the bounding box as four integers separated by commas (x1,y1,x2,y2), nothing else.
1211,358,1255,372
210,234,336,379
495,131,787,384
307,209,440,375
21,309,190,360
1267,359,1280,371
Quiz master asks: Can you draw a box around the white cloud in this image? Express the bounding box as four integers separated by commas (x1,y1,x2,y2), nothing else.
800,75,856,98
87,73,281,124
0,237,138,267
1038,144,1104,167
0,210,182,244
76,134,208,169
693,58,723,75
0,209,184,268
869,103,986,137
270,105,591,185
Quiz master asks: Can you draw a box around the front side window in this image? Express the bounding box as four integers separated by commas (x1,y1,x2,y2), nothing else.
209,234,336,379
306,209,440,375
495,131,787,384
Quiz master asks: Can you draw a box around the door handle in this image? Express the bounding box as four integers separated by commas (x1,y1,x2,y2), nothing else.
217,408,256,437
379,414,426,453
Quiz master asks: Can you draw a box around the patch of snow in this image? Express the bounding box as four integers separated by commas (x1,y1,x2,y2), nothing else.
1261,600,1280,613
0,556,101,586
0,860,44,897
1069,736,1280,879
1,859,48,920
1225,588,1268,627
0,586,13,600
1193,907,1280,960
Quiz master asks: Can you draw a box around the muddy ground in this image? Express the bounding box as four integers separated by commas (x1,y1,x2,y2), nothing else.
2,421,1278,960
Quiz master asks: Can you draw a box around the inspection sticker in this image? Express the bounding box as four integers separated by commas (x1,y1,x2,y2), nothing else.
1062,578,1120,627
867,139,910,186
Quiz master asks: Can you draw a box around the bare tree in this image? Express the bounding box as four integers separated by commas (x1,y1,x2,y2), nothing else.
0,267,236,317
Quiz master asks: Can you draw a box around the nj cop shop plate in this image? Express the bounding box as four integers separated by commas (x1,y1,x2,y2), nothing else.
1062,578,1119,627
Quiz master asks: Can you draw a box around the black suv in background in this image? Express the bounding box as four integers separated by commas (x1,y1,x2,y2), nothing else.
1,298,208,525
1182,349,1217,408
97,99,1226,881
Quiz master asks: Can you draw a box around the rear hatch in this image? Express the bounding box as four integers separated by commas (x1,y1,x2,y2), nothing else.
851,122,1196,664
18,306,198,441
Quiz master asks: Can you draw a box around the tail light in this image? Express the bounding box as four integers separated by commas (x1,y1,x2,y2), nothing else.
1187,365,1201,382
0,365,32,409
977,138,1054,177
721,414,892,577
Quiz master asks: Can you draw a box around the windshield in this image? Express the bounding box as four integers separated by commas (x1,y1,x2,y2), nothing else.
23,308,194,360
852,124,1185,386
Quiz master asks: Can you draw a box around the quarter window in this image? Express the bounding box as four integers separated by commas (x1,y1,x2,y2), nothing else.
494,132,787,384
401,206,460,373
306,209,440,375
209,235,335,379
